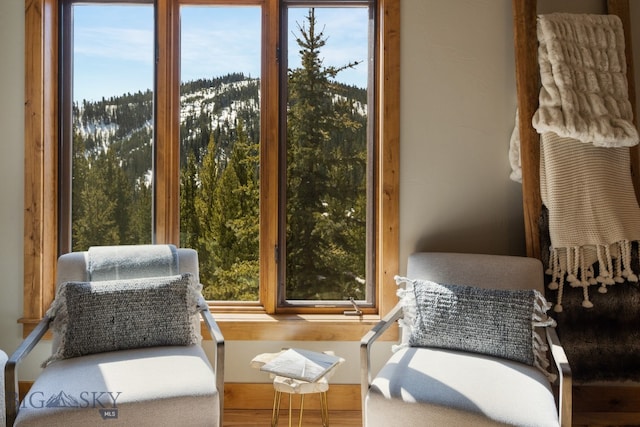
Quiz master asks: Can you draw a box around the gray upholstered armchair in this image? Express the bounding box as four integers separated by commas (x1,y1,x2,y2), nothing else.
5,245,224,426
361,252,571,427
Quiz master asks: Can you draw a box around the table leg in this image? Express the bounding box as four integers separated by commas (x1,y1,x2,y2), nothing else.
320,391,329,427
271,390,282,427
298,395,305,427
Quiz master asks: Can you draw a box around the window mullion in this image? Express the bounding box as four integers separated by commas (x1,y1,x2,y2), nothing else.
375,0,399,318
260,0,281,313
154,0,182,244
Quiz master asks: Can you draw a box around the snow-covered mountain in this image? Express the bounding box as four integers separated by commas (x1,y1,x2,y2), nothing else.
72,73,366,148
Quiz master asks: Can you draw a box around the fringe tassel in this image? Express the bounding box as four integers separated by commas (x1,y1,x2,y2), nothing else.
548,241,638,311
42,285,69,367
393,275,416,353
622,240,638,282
187,276,204,345
532,290,558,382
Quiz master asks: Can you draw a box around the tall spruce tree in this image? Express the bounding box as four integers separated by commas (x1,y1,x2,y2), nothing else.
72,150,120,249
207,120,259,300
180,151,201,250
195,131,221,298
127,179,152,244
286,8,366,299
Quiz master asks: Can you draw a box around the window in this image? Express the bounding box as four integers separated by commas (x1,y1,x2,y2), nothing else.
23,0,398,340
59,2,155,252
178,5,262,302
281,5,372,307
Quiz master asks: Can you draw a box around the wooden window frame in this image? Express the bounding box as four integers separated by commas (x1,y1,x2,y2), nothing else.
22,0,399,340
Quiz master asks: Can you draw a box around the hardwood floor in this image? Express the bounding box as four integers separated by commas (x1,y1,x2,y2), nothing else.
224,410,361,426
224,405,640,427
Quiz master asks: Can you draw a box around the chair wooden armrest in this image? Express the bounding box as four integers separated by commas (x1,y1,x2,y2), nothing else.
5,316,51,426
198,296,225,427
546,327,572,427
360,303,404,409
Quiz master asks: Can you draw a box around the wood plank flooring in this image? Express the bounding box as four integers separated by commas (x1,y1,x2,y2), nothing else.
224,410,361,426
224,407,640,426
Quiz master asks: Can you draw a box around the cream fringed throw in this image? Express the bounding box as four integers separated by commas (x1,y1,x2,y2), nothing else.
540,133,640,311
533,13,640,311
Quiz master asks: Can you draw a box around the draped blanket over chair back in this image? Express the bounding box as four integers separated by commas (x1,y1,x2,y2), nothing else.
533,13,640,311
88,244,179,281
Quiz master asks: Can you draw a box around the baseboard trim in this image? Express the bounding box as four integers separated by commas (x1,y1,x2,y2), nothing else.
572,384,640,426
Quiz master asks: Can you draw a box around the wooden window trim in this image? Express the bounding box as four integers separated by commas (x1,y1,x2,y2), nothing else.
22,0,399,340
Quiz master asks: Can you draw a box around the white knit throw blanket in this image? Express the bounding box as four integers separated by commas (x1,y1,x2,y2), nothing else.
533,13,638,147
533,13,640,312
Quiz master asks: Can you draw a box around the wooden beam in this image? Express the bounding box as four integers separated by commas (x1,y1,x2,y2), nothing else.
23,0,59,322
512,0,541,260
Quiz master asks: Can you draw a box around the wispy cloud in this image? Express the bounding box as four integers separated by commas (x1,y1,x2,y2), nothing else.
180,24,261,81
71,4,369,101
74,26,153,63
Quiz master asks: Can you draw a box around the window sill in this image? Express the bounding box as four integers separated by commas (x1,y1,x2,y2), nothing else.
20,313,399,342
210,312,398,341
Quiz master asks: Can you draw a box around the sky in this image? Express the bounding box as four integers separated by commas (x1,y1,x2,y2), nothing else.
72,4,369,103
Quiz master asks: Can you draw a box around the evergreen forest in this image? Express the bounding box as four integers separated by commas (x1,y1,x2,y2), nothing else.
71,9,368,302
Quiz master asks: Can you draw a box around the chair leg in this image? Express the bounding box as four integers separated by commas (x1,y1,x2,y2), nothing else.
271,390,282,427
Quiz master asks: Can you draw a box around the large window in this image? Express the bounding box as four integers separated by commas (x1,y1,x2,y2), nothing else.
282,6,372,306
23,0,399,339
59,3,155,251
178,5,262,302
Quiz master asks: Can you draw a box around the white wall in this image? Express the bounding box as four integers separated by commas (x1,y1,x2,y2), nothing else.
0,0,27,362
398,0,524,265
1,0,639,385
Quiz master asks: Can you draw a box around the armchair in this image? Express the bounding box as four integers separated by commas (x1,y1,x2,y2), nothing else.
361,252,571,427
5,245,224,426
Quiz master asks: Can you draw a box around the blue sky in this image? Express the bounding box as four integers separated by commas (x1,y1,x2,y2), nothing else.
73,5,368,102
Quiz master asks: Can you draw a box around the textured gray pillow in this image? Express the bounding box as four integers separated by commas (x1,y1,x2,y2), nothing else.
44,273,201,366
395,276,556,376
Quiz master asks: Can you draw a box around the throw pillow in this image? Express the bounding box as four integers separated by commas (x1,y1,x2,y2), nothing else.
44,273,202,366
395,276,556,379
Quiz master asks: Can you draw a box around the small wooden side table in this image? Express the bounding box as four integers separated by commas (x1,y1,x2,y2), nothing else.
250,350,344,427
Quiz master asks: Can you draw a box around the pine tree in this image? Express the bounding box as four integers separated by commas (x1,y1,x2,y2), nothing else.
72,150,120,250
207,120,259,300
285,8,366,299
101,148,135,244
127,179,152,244
180,151,201,249
195,131,221,295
